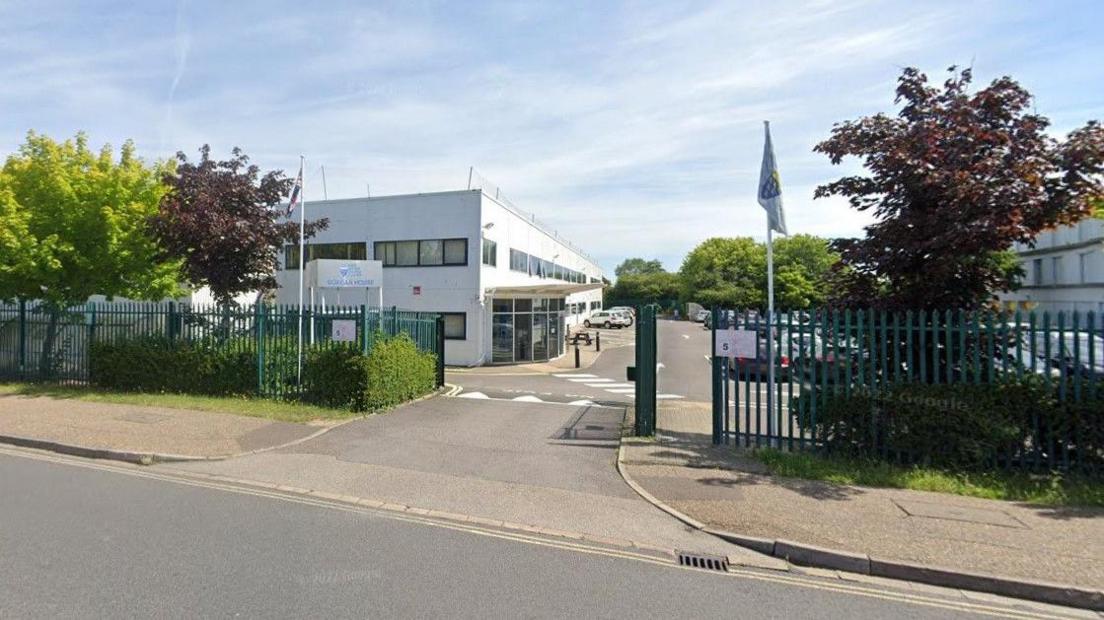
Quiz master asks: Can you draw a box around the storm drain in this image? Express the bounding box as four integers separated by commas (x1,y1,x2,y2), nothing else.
677,552,730,572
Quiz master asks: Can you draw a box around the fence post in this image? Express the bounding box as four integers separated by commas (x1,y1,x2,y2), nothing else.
361,304,369,355
167,301,177,341
18,299,27,380
435,314,446,388
256,303,265,396
711,307,724,445
392,306,399,336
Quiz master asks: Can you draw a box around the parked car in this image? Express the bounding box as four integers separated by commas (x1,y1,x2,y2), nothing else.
703,310,736,330
607,306,635,325
993,333,1104,380
693,309,710,323
584,311,632,329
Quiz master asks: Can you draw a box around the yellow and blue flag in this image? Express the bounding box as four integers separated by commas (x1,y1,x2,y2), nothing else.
758,121,788,235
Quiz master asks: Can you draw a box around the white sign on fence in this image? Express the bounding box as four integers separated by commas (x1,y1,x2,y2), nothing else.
332,319,357,342
714,329,757,358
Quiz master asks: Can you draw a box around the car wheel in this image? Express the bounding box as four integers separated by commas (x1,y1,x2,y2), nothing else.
604,321,612,329
584,320,591,328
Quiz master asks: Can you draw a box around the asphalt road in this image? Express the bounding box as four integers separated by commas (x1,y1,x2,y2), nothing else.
0,448,1047,619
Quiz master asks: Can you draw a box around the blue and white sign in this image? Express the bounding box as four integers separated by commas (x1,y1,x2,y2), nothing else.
305,259,383,289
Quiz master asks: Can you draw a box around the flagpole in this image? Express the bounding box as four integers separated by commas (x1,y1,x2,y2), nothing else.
766,219,776,443
297,155,306,384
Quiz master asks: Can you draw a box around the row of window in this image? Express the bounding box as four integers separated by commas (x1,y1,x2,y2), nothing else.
566,301,602,315
1031,252,1099,286
284,242,367,270
508,248,590,283
374,239,467,267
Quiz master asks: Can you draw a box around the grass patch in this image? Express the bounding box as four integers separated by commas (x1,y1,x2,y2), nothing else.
0,382,359,424
753,448,1104,508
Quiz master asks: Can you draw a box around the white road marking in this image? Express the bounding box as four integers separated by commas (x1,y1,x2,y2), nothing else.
512,395,544,403
568,400,596,406
598,383,634,388
605,388,636,394
656,394,685,400
457,391,489,399
656,363,666,369
554,373,595,378
682,334,689,340
569,377,611,383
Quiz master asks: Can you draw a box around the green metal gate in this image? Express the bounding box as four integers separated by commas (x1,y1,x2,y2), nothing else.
634,305,657,436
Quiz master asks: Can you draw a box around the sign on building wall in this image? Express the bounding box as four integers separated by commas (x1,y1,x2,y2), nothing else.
305,259,383,288
332,320,357,342
714,329,757,358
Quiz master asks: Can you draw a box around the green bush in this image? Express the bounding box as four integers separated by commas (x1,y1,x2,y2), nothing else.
302,345,368,409
89,337,256,396
362,333,438,411
794,376,1103,471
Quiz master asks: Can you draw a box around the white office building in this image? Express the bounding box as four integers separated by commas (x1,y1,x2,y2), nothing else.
999,217,1104,316
274,189,605,366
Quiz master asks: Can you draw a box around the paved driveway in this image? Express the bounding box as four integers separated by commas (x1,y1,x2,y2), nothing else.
168,395,753,557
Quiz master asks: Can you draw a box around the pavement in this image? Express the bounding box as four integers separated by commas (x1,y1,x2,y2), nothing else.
5,447,1073,620
0,393,326,461
620,398,1104,600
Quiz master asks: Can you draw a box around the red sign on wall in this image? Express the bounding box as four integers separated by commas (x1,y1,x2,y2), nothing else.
412,286,421,295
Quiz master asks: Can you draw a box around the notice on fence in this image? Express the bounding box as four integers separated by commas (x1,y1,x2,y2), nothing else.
714,329,756,358
332,320,357,342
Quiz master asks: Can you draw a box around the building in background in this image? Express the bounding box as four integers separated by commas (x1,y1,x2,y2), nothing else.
1000,217,1104,316
274,189,604,366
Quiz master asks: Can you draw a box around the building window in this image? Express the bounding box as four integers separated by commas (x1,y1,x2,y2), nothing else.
1079,251,1092,284
1032,258,1043,285
482,239,497,266
589,301,601,311
1051,257,1063,285
284,242,367,270
442,313,466,340
443,239,467,265
374,238,468,267
510,249,528,272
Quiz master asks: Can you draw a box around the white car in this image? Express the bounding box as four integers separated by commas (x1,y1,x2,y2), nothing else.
584,311,632,329
694,309,710,323
607,306,635,325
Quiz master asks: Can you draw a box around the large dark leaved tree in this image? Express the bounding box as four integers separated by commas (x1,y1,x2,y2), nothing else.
815,66,1104,311
151,146,328,305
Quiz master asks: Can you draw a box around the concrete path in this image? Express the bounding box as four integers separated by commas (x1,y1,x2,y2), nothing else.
0,394,323,459
166,396,765,560
623,401,1104,594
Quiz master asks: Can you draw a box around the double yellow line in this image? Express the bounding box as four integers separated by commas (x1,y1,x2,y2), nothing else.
0,445,1081,620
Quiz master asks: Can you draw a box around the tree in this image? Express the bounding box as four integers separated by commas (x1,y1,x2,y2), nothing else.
607,272,681,304
151,146,328,305
0,131,182,374
815,66,1104,310
614,258,665,278
677,235,838,310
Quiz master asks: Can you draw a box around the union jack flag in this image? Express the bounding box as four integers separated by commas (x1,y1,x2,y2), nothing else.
285,163,303,216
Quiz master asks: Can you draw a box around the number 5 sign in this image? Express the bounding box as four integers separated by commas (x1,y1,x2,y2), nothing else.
714,329,757,358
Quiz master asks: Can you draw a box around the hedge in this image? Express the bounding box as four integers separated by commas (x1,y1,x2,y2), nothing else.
90,332,438,411
302,333,437,411
794,376,1104,471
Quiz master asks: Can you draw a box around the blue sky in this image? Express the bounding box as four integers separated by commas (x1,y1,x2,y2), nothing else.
1,1,1102,276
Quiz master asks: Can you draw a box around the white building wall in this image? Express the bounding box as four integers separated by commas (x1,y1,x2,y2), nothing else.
999,218,1104,316
273,191,484,365
271,189,605,366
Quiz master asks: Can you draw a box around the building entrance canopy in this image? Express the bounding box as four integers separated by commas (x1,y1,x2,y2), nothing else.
484,282,604,297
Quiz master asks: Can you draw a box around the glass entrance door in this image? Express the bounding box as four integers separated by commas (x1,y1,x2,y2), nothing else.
533,313,548,360
514,314,532,362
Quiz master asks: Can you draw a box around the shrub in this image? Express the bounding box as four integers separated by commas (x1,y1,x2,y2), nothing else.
362,333,437,411
89,337,256,396
793,375,1103,471
302,345,368,409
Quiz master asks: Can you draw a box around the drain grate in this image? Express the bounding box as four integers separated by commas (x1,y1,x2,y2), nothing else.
677,551,730,572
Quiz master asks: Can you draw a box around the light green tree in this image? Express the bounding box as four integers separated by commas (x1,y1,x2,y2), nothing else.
0,131,181,374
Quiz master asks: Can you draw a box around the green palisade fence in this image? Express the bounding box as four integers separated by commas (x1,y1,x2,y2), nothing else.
711,308,1103,473
0,301,442,399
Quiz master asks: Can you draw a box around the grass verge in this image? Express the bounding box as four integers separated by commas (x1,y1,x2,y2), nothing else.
0,382,359,424
753,448,1104,508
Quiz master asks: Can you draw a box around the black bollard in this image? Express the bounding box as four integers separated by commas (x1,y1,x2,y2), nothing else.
575,344,580,368
595,331,601,352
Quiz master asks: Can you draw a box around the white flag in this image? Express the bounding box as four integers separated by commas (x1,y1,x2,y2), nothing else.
758,121,787,235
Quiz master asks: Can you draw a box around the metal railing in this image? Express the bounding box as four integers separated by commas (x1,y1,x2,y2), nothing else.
0,301,442,398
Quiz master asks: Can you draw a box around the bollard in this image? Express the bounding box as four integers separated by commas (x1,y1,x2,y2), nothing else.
595,331,601,352
574,344,580,368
